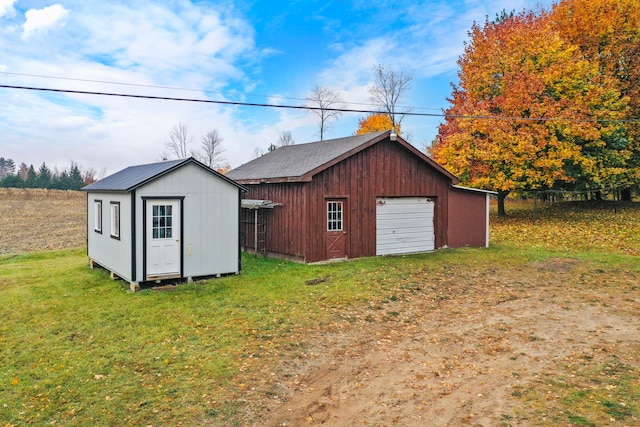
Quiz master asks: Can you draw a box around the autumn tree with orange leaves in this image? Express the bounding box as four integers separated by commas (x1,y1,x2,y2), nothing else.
550,0,640,200
432,10,629,215
355,113,401,135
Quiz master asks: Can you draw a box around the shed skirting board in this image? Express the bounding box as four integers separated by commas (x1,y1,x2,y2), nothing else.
88,258,142,292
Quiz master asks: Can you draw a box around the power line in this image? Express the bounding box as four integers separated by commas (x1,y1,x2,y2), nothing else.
0,70,443,112
0,83,412,114
1,84,638,124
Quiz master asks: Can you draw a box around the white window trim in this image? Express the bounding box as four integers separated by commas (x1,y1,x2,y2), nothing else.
94,200,102,233
110,202,120,240
327,201,343,231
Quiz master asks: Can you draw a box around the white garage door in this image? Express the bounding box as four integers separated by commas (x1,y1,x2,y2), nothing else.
376,197,435,255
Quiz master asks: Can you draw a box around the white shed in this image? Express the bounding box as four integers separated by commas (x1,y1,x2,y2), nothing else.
82,157,245,291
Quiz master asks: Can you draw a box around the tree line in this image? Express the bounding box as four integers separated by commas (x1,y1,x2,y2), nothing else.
0,157,97,190
431,0,640,215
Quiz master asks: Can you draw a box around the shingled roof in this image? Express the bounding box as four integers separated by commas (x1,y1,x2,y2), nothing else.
226,131,457,183
83,157,244,192
226,131,386,182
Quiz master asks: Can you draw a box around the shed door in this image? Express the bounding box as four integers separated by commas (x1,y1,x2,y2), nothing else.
146,200,181,280
376,197,435,255
325,199,346,259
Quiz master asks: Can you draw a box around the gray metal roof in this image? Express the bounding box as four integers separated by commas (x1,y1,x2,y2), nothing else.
241,199,282,209
82,157,244,192
226,131,388,181
452,185,498,195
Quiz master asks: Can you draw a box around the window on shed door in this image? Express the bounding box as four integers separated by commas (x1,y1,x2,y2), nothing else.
327,201,343,231
94,200,102,233
152,204,173,239
110,202,120,239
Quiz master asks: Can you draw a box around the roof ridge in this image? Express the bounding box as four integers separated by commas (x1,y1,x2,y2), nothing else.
288,130,387,147
82,157,244,192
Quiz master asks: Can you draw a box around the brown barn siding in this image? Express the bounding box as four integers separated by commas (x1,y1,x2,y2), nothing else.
448,188,487,248
306,139,451,262
241,182,307,260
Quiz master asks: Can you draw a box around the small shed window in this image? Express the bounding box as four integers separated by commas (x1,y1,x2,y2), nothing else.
110,202,120,240
94,200,102,233
327,201,343,231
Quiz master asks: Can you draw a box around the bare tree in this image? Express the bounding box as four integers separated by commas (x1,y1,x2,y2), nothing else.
251,147,265,159
98,167,108,180
165,122,192,159
306,85,343,141
278,131,295,147
198,129,226,168
420,137,437,157
368,63,413,130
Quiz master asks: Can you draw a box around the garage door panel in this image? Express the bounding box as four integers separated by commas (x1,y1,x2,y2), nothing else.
377,230,434,241
377,235,434,243
376,197,435,256
377,242,434,251
376,226,435,237
377,218,434,229
377,213,434,221
377,242,435,255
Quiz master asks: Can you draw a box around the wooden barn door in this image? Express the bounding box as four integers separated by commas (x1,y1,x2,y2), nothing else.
325,199,347,259
146,199,181,280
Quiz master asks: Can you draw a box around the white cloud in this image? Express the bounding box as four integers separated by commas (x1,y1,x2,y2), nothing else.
317,37,395,108
23,4,70,39
0,0,16,19
0,1,263,171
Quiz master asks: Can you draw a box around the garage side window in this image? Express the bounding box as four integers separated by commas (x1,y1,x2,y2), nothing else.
327,201,343,231
94,200,102,233
110,202,120,240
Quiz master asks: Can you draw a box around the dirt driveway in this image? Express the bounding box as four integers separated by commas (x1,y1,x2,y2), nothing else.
249,259,640,426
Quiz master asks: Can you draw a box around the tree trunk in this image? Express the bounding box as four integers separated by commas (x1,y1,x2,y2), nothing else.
497,190,509,216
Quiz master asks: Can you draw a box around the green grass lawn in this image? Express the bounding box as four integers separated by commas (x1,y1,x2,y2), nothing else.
1,200,639,426
1,248,433,426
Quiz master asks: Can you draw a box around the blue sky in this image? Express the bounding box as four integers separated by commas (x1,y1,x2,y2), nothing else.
0,0,553,175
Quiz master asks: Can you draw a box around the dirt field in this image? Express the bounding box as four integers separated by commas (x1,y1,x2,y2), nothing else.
0,188,86,255
246,259,639,426
2,189,638,426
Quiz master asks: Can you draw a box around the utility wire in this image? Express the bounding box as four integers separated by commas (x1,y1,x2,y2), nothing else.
0,71,443,111
1,84,638,124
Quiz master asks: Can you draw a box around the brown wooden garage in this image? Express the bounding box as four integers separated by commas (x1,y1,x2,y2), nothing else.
227,131,491,263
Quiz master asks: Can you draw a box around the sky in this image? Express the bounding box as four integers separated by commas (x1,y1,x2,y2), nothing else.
0,0,554,176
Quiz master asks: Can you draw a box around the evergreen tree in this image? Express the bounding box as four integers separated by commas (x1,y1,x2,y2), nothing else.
26,165,38,188
37,163,52,189
0,174,24,188
53,170,70,190
68,163,84,190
